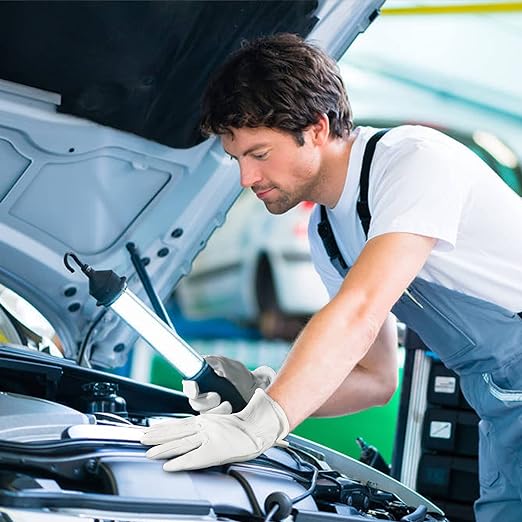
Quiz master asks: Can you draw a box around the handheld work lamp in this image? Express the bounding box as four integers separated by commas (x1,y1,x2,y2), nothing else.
63,252,247,412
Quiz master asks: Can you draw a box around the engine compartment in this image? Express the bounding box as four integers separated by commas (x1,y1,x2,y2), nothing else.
0,346,446,521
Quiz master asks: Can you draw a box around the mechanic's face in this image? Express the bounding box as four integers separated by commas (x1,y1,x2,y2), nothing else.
222,125,326,214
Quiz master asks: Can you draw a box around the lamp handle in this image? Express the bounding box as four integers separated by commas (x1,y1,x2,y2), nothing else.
191,362,247,413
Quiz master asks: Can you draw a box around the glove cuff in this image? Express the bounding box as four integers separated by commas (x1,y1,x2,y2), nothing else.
268,392,291,443
238,388,290,444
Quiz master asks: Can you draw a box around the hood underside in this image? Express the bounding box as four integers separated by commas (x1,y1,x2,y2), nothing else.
0,0,320,149
0,0,384,367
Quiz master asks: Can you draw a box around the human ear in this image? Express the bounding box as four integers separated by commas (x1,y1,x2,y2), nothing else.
310,113,330,145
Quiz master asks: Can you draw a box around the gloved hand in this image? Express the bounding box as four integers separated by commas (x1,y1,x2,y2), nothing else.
140,389,289,472
182,355,276,415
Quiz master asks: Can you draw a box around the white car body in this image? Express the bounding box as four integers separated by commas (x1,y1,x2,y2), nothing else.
177,194,329,326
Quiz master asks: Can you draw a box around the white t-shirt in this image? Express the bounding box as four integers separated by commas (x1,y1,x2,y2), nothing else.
308,125,522,312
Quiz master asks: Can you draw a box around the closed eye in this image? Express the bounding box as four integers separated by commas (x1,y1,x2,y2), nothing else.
252,151,269,160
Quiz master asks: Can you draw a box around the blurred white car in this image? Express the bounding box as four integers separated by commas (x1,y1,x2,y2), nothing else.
177,193,329,339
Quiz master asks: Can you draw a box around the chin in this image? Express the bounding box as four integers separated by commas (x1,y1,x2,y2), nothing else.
265,200,298,215
265,205,287,215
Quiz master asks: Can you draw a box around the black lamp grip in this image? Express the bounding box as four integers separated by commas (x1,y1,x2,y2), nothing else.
192,363,247,413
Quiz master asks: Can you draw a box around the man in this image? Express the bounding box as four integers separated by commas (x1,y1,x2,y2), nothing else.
141,33,522,521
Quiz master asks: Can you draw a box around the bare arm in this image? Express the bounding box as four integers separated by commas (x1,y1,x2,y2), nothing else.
312,312,398,417
267,232,436,429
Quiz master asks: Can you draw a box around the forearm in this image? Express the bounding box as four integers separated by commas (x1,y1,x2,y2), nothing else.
267,292,382,429
311,363,397,417
313,314,399,416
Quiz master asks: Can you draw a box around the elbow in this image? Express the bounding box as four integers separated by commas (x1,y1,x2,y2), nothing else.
375,372,399,406
378,385,397,406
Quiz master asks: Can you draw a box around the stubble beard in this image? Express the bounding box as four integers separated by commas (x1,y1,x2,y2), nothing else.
263,161,320,214
262,192,290,214
263,186,310,215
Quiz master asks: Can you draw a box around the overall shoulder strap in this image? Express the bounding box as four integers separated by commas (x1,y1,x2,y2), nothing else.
317,204,348,276
317,129,389,277
357,128,389,237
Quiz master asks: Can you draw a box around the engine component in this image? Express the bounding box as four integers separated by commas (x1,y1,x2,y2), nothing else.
0,392,91,442
82,381,127,417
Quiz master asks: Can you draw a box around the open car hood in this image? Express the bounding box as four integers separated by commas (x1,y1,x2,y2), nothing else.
0,0,384,368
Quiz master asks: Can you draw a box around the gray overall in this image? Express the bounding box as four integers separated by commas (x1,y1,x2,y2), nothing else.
317,130,522,521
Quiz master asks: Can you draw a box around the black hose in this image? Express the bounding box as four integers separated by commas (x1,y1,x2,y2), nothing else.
227,468,264,518
284,447,319,504
77,309,107,366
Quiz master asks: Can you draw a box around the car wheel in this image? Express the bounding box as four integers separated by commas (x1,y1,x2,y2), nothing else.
255,256,307,341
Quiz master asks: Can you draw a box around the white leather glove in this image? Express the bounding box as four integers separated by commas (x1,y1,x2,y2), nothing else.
140,389,289,472
182,355,276,415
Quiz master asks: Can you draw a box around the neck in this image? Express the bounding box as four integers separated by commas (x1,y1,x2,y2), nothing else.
313,132,357,208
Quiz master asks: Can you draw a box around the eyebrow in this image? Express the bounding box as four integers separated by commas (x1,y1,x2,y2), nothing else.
224,143,270,160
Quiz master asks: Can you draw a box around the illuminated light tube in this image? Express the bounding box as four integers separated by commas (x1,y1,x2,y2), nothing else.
111,288,204,378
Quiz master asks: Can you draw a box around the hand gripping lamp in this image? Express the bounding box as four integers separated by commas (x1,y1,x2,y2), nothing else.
63,252,247,412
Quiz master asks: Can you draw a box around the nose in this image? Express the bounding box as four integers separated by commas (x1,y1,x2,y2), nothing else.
239,161,262,189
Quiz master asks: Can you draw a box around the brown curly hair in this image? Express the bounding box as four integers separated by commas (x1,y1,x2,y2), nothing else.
200,33,353,146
